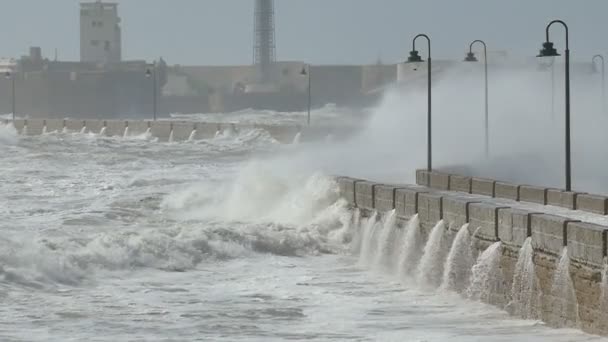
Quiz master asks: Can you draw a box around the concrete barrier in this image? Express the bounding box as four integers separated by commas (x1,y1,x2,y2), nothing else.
65,119,84,132
193,123,221,140
45,119,64,133
12,119,25,133
25,119,44,135
354,181,375,210
337,177,357,206
576,194,608,215
519,185,548,205
498,208,539,248
531,214,578,256
472,178,495,197
449,175,472,193
495,182,519,201
547,189,577,210
443,196,479,231
127,120,151,136
86,120,104,135
150,121,172,142
417,192,443,231
171,122,195,141
256,124,300,143
416,169,430,187
374,184,397,212
429,172,450,190
395,188,425,219
105,120,126,137
567,221,607,267
469,203,507,242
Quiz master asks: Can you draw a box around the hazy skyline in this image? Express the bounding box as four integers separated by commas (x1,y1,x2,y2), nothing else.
0,0,607,65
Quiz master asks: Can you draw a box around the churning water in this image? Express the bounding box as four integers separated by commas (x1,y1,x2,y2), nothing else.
0,121,605,341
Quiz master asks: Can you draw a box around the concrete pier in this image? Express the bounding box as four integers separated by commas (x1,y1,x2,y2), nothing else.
338,170,608,335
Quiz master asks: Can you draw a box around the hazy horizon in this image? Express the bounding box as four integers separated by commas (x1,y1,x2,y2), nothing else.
0,0,607,65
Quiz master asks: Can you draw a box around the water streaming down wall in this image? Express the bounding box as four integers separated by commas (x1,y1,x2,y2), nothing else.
122,126,129,138
188,129,197,142
80,126,87,134
358,211,379,267
168,129,174,143
549,247,579,328
467,241,504,303
374,210,397,270
292,132,301,145
441,224,475,293
416,220,448,288
600,264,608,330
397,214,423,280
42,125,47,134
507,237,541,320
99,127,107,136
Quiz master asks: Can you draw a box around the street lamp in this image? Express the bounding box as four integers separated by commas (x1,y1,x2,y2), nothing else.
407,33,432,171
537,20,571,191
592,54,605,112
145,62,157,121
5,71,15,121
463,40,489,157
300,65,311,126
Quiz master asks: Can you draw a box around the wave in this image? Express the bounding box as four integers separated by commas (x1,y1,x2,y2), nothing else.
0,122,18,145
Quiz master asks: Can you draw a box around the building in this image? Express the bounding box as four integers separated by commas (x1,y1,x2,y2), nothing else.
80,1,122,64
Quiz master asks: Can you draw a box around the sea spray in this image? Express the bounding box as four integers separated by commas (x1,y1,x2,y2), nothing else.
358,211,379,267
508,237,541,320
374,210,397,269
416,220,447,288
42,125,47,134
550,247,579,328
397,214,423,279
441,224,474,293
349,209,363,254
467,241,503,303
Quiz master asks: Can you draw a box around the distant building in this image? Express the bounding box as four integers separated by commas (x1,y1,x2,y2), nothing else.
80,1,121,64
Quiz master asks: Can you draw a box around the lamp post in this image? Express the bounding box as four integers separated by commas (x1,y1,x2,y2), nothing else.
463,39,489,157
537,20,571,191
592,54,605,112
5,71,15,121
145,62,157,121
407,34,432,171
300,65,311,126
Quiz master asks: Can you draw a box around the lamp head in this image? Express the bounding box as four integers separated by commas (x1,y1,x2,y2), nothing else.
4,71,10,79
537,41,560,58
300,66,308,76
145,68,152,78
407,50,424,71
464,52,478,62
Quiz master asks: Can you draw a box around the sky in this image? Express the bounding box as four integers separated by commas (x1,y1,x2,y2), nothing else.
0,0,607,66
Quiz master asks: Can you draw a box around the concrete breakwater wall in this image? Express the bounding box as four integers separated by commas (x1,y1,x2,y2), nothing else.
337,172,608,335
2,118,355,143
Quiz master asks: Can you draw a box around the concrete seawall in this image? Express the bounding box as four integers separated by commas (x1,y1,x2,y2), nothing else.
2,118,356,143
338,172,608,335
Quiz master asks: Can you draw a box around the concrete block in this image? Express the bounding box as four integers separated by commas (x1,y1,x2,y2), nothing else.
567,221,607,267
24,119,44,135
531,214,578,256
472,178,495,197
519,185,548,205
256,124,299,143
576,194,608,215
443,196,480,231
469,202,508,242
337,177,357,206
395,188,426,219
126,120,151,136
151,121,172,141
65,119,85,133
354,181,375,210
374,184,398,212
194,123,221,140
44,119,64,133
495,182,520,201
416,169,430,187
12,119,25,133
171,122,196,141
429,172,450,190
85,120,105,135
449,174,472,193
105,120,126,137
498,208,539,248
547,189,577,210
417,192,443,229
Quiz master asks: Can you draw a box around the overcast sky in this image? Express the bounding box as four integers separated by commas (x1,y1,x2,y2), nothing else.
0,0,606,65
